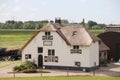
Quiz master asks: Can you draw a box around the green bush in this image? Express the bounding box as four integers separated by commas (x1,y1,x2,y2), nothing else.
19,65,27,71
13,66,21,72
23,61,37,69
13,61,37,73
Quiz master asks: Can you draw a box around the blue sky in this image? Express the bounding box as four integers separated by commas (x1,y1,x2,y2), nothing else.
0,0,120,24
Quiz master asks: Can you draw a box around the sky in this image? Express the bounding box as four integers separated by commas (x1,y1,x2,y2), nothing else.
0,0,120,24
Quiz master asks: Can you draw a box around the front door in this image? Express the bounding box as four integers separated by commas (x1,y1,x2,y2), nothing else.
38,55,43,68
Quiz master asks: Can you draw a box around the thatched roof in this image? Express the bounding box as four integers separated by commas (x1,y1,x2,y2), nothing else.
40,23,100,46
21,23,100,51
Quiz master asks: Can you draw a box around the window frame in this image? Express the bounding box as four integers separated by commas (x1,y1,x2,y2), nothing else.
73,45,79,50
45,32,50,36
47,49,56,62
25,54,31,59
75,62,81,67
38,47,43,53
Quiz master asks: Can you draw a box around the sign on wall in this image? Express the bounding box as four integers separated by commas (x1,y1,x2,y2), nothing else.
43,41,52,46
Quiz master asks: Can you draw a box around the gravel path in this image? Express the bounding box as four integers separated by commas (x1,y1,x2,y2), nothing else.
0,62,120,78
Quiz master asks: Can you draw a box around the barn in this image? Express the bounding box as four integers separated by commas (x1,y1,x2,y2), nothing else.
98,25,120,62
21,20,100,71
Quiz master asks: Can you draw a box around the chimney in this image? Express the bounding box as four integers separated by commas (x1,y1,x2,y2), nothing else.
55,17,61,24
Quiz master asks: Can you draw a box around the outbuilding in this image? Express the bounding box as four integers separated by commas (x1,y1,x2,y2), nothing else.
98,25,120,62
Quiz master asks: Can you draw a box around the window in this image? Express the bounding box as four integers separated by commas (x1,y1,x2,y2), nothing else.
48,49,55,56
45,49,57,62
48,50,51,55
71,45,82,54
72,31,77,36
45,32,50,36
25,54,31,59
38,47,43,53
75,62,81,67
73,45,79,49
42,32,53,40
44,56,58,62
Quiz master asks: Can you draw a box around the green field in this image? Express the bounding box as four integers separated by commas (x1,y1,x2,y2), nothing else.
0,29,35,48
0,29,104,48
90,29,104,35
0,76,119,80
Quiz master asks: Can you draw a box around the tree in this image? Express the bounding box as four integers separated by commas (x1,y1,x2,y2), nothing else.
88,20,97,29
61,19,69,24
98,24,106,29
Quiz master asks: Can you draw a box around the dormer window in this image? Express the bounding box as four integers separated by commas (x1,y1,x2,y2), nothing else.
72,31,77,36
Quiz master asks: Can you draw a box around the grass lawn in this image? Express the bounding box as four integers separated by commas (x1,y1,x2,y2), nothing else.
0,29,104,48
0,76,120,80
0,60,21,68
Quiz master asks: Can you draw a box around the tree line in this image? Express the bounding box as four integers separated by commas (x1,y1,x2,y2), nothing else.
0,20,106,29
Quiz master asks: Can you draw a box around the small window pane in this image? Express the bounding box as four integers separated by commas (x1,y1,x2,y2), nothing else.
48,50,51,55
38,47,43,53
76,46,79,49
25,54,31,59
73,45,79,49
52,50,55,56
29,55,31,58
45,32,50,35
48,32,50,35
45,32,47,35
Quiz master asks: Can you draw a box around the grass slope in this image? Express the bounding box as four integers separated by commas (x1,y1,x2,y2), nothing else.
0,76,120,80
0,29,104,48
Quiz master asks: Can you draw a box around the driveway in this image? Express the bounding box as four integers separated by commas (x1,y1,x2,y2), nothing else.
0,62,120,78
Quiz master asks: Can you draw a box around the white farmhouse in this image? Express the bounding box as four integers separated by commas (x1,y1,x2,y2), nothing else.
21,21,100,71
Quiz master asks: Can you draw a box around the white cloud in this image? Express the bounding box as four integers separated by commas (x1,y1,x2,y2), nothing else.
13,6,22,12
0,4,7,10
